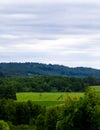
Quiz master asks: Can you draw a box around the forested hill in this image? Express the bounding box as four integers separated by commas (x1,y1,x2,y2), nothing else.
0,62,100,77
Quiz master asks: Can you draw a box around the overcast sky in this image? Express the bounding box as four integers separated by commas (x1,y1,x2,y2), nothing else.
0,0,100,69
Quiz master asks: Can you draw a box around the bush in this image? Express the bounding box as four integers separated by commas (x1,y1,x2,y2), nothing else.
73,88,100,130
0,120,10,130
56,88,100,130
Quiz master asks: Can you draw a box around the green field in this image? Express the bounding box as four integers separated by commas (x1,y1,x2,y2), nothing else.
16,86,100,106
17,92,84,101
17,92,84,106
89,86,100,92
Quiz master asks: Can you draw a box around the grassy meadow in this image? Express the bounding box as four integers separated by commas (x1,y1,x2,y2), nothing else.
89,85,100,92
16,92,84,106
16,86,100,106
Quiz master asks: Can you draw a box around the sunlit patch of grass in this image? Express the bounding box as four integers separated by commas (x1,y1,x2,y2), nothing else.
16,92,84,106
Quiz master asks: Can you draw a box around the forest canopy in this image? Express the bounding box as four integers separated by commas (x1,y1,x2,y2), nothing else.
0,76,100,96
0,63,100,77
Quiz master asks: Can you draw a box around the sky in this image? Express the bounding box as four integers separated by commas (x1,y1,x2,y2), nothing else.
0,0,100,69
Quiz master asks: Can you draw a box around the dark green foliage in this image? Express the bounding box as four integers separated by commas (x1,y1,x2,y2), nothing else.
57,89,100,130
15,102,30,124
0,99,16,122
45,108,58,130
0,99,45,125
0,62,100,77
4,86,16,100
36,114,45,130
15,101,44,125
73,88,100,130
0,76,100,94
0,84,16,100
56,97,78,130
0,76,98,93
84,76,100,86
0,72,5,77
10,125,35,130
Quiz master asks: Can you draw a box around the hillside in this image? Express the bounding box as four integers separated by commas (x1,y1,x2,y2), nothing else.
0,62,100,77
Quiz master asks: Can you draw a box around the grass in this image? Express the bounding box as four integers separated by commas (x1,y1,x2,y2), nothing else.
17,92,84,101
89,86,100,99
16,92,84,106
30,101,64,106
89,86,100,92
16,86,100,106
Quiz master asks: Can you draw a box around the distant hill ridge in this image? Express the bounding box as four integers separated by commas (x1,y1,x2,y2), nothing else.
0,62,100,77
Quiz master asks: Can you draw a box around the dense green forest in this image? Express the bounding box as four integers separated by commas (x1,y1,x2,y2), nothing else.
0,62,100,77
0,76,100,100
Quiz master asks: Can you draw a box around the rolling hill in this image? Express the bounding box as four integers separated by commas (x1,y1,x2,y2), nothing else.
0,62,100,77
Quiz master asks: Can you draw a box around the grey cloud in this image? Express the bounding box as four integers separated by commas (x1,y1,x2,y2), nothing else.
0,1,100,69
1,3,100,35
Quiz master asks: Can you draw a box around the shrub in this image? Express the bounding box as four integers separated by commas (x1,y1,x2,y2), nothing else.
0,120,10,130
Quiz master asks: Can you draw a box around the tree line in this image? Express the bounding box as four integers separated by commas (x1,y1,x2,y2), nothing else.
0,62,100,77
0,76,100,100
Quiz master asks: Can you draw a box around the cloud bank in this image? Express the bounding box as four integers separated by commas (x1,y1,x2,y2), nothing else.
0,0,100,69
